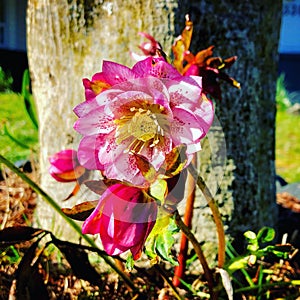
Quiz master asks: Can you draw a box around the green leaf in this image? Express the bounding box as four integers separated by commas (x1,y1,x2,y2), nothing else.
226,256,249,273
247,244,259,253
257,244,292,259
147,209,170,238
244,230,259,252
256,227,275,244
145,212,178,265
144,233,160,264
244,230,257,241
4,123,32,149
21,69,38,130
155,230,178,266
125,253,134,271
149,179,167,202
155,218,179,266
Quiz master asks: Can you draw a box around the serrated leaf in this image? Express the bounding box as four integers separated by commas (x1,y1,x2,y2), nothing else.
256,227,275,244
147,209,170,239
62,200,98,221
145,232,160,264
155,228,178,266
145,212,179,265
145,210,170,263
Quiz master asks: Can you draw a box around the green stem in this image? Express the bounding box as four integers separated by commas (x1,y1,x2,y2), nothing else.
226,243,254,287
0,154,136,292
174,210,217,299
187,163,226,268
173,156,196,287
235,280,300,294
154,264,184,300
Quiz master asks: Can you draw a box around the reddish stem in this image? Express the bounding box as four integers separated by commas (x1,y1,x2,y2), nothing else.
174,211,216,299
172,156,196,287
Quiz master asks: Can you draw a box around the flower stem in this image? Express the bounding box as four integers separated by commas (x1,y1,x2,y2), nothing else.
173,210,216,299
154,264,184,300
173,156,196,287
0,154,137,292
187,163,226,268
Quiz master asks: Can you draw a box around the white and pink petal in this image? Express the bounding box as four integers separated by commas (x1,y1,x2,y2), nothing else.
102,60,136,84
74,106,115,135
77,134,105,170
170,107,203,146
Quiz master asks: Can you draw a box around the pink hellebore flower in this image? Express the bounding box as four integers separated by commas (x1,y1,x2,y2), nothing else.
82,183,157,260
48,149,86,182
74,57,214,186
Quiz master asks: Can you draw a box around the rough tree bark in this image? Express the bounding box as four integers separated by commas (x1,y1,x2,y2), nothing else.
26,0,281,248
178,0,282,257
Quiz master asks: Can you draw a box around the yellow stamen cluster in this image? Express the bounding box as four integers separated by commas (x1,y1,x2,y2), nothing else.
114,103,168,154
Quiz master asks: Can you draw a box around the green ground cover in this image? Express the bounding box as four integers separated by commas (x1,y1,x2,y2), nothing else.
276,109,300,183
0,93,38,163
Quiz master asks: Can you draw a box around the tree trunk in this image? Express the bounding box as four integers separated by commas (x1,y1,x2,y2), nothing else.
177,0,281,255
26,0,179,238
27,0,281,247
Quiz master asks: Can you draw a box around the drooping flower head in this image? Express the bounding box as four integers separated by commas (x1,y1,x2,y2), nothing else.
74,57,214,186
172,14,240,100
48,149,86,182
48,149,88,200
82,183,157,260
179,46,240,100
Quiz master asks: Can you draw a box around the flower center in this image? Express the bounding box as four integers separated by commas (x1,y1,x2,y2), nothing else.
130,108,162,142
114,104,168,153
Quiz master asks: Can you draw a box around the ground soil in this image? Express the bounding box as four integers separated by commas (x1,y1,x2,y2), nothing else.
1,167,300,299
